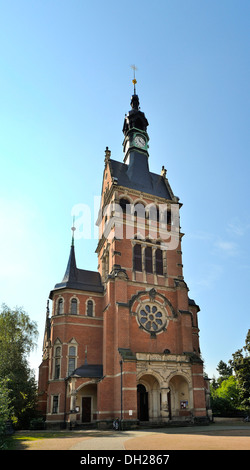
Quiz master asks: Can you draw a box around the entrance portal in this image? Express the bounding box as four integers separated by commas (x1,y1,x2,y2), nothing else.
169,374,190,418
137,374,161,421
75,383,97,423
137,384,149,421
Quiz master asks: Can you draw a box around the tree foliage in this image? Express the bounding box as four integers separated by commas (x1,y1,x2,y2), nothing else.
216,360,233,385
0,304,39,428
229,329,250,409
0,378,13,448
211,330,250,415
0,378,13,420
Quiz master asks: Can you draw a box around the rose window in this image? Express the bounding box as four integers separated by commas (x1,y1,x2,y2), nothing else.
138,303,166,333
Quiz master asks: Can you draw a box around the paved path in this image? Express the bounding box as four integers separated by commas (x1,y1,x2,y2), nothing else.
70,425,250,451
70,430,148,451
15,424,250,451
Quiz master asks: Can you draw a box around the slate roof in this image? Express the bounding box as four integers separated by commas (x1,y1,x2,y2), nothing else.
70,363,103,378
49,244,103,298
109,155,173,200
52,268,103,293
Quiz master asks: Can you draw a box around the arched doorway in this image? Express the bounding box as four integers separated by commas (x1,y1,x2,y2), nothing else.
169,375,191,419
137,384,149,421
75,383,97,423
137,374,161,422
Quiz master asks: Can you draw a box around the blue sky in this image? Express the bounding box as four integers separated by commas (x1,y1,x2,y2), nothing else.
0,0,249,379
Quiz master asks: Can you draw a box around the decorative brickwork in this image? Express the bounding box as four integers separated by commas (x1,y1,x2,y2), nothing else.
38,90,210,428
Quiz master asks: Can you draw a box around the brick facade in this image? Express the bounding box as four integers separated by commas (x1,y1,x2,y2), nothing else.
37,90,211,428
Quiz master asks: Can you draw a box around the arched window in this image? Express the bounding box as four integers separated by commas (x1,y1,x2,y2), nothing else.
133,243,142,272
146,205,159,222
57,298,63,315
87,300,93,317
132,203,146,239
133,202,146,220
70,298,77,315
145,246,153,273
119,198,130,214
155,248,163,275
68,346,76,376
160,207,171,225
102,248,109,278
52,395,59,414
167,210,171,225
54,346,61,379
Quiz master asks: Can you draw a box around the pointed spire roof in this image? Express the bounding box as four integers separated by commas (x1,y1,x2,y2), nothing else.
49,225,103,299
61,219,77,283
62,242,77,283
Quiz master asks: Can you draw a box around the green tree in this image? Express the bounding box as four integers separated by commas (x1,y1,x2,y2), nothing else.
216,375,240,407
0,304,39,428
0,378,13,448
210,375,239,414
0,378,12,421
216,360,233,385
229,329,250,410
211,330,250,415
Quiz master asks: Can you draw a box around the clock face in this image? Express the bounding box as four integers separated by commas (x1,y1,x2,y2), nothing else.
134,135,146,148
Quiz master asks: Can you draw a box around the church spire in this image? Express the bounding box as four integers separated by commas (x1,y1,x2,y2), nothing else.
130,64,140,110
71,216,76,247
122,69,149,167
62,223,77,283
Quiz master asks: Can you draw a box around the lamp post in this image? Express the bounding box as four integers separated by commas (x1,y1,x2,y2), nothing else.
120,359,123,430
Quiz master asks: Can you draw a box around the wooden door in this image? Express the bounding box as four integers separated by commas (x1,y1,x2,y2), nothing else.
82,397,91,422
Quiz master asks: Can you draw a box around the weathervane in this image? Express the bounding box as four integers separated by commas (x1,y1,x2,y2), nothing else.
131,64,138,94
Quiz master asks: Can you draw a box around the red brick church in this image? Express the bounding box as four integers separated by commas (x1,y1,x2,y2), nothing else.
38,82,211,428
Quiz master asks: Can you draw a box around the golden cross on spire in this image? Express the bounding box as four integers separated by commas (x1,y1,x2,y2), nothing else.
131,64,138,93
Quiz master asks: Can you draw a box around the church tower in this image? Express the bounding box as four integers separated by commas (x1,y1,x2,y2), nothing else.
38,79,210,428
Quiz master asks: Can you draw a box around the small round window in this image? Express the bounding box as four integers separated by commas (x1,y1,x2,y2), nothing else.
138,303,166,333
